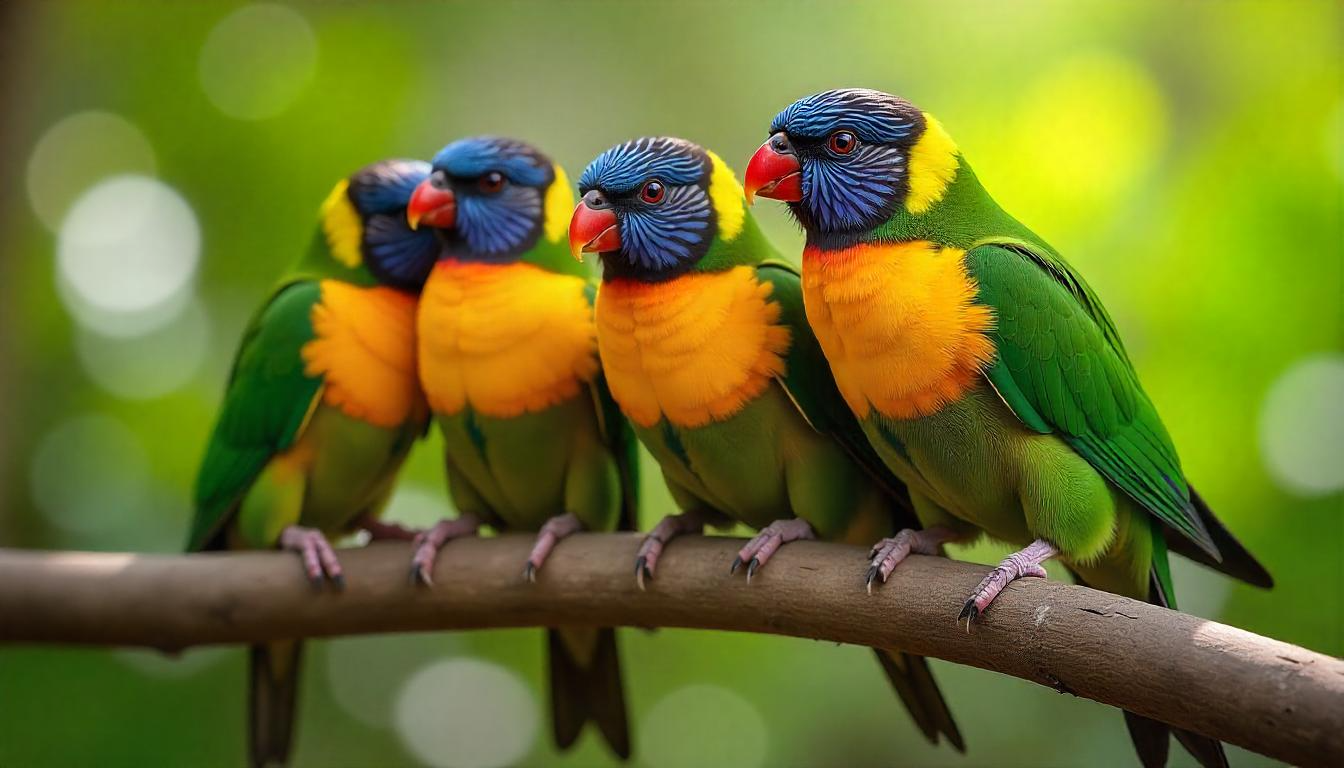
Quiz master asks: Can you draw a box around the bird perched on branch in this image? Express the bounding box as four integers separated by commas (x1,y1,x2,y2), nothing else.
745,87,1273,768
405,135,638,760
570,136,963,754
188,159,439,767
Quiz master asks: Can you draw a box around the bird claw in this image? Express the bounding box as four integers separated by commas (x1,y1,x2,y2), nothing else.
958,599,980,632
635,556,652,591
331,573,346,592
729,555,743,575
865,564,880,595
522,561,538,583
410,562,433,588
745,557,760,583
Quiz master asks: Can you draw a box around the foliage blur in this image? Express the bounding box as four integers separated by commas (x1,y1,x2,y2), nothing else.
0,1,1339,767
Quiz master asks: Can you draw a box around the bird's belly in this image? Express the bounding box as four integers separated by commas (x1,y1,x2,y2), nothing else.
864,385,1034,545
437,396,599,531
296,404,419,534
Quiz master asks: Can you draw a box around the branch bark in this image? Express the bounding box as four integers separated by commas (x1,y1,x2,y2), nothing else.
0,535,1338,766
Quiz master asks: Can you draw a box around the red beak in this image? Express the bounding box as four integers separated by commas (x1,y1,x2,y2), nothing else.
744,133,803,204
407,180,456,230
568,202,620,261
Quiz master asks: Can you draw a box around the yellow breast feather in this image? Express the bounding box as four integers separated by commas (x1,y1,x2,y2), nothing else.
596,266,791,429
802,242,995,419
418,260,598,418
302,280,423,428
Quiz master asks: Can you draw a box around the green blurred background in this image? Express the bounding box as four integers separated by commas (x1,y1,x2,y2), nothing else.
0,1,1339,766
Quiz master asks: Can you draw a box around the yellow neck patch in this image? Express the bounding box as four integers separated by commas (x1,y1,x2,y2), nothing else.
302,280,424,428
706,151,745,241
596,266,791,429
802,241,995,419
542,164,576,244
418,260,598,418
319,180,364,268
905,113,960,215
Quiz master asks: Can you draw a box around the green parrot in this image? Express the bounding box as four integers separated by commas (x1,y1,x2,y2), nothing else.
403,135,639,760
188,159,441,767
569,136,963,753
744,88,1273,768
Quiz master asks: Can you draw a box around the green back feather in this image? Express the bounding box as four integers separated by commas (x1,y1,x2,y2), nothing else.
187,280,324,551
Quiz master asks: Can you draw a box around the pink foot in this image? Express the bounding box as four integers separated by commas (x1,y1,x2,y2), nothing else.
409,515,481,587
731,518,816,582
279,525,345,591
866,526,959,594
959,538,1058,628
634,510,709,591
523,513,584,582
358,515,417,542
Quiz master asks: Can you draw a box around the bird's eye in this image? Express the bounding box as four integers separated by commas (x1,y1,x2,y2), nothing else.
827,130,858,155
429,170,451,189
478,171,505,194
639,180,665,204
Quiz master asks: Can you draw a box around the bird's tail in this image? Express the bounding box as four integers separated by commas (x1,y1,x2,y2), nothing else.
548,627,631,760
1116,548,1229,768
873,649,965,752
249,640,304,768
1163,487,1273,589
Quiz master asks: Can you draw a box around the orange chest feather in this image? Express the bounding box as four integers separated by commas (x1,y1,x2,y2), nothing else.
595,266,791,429
801,242,996,419
417,260,598,418
301,281,424,429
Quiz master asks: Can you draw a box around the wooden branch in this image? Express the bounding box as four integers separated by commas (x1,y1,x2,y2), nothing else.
1,536,1338,766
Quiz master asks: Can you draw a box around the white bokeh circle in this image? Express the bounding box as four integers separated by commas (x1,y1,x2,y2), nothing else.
394,658,538,768
76,301,211,400
26,111,156,232
1259,354,1344,496
30,413,151,536
198,4,318,121
640,683,769,768
56,175,201,338
325,633,464,729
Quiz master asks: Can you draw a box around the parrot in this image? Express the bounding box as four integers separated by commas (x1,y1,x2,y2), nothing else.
403,135,639,760
743,87,1274,768
187,159,441,768
569,136,964,753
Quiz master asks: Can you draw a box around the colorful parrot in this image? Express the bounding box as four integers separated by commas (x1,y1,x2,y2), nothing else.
404,136,638,760
744,88,1273,768
569,136,964,753
187,159,440,768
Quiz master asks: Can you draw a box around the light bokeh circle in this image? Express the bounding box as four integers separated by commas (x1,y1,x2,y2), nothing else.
56,175,201,338
1259,354,1344,496
394,658,539,768
26,111,156,232
325,633,464,729
30,413,151,536
640,683,769,768
198,4,318,121
76,301,211,400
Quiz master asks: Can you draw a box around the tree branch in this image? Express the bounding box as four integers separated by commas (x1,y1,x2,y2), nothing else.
0,535,1337,766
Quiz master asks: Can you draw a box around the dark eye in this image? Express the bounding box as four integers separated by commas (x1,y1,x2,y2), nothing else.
478,171,505,194
827,130,858,155
639,180,665,204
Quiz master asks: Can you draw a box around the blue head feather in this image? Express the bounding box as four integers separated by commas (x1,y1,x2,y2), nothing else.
347,159,439,291
770,89,926,234
429,136,554,259
578,138,714,281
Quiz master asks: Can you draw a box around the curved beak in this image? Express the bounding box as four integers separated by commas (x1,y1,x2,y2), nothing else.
744,133,802,205
568,202,620,262
406,180,456,230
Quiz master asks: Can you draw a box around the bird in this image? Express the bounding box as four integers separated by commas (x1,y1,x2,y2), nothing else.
187,159,440,768
570,135,964,754
744,87,1273,768
404,135,638,760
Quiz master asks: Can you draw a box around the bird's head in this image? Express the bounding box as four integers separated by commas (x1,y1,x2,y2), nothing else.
407,136,573,262
571,137,754,282
318,158,440,292
744,88,960,241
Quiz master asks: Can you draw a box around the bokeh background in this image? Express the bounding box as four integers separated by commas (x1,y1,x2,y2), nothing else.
0,1,1339,766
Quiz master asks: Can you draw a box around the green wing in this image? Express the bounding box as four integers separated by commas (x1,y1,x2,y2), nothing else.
187,281,325,551
755,261,914,521
584,283,641,532
965,243,1217,557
